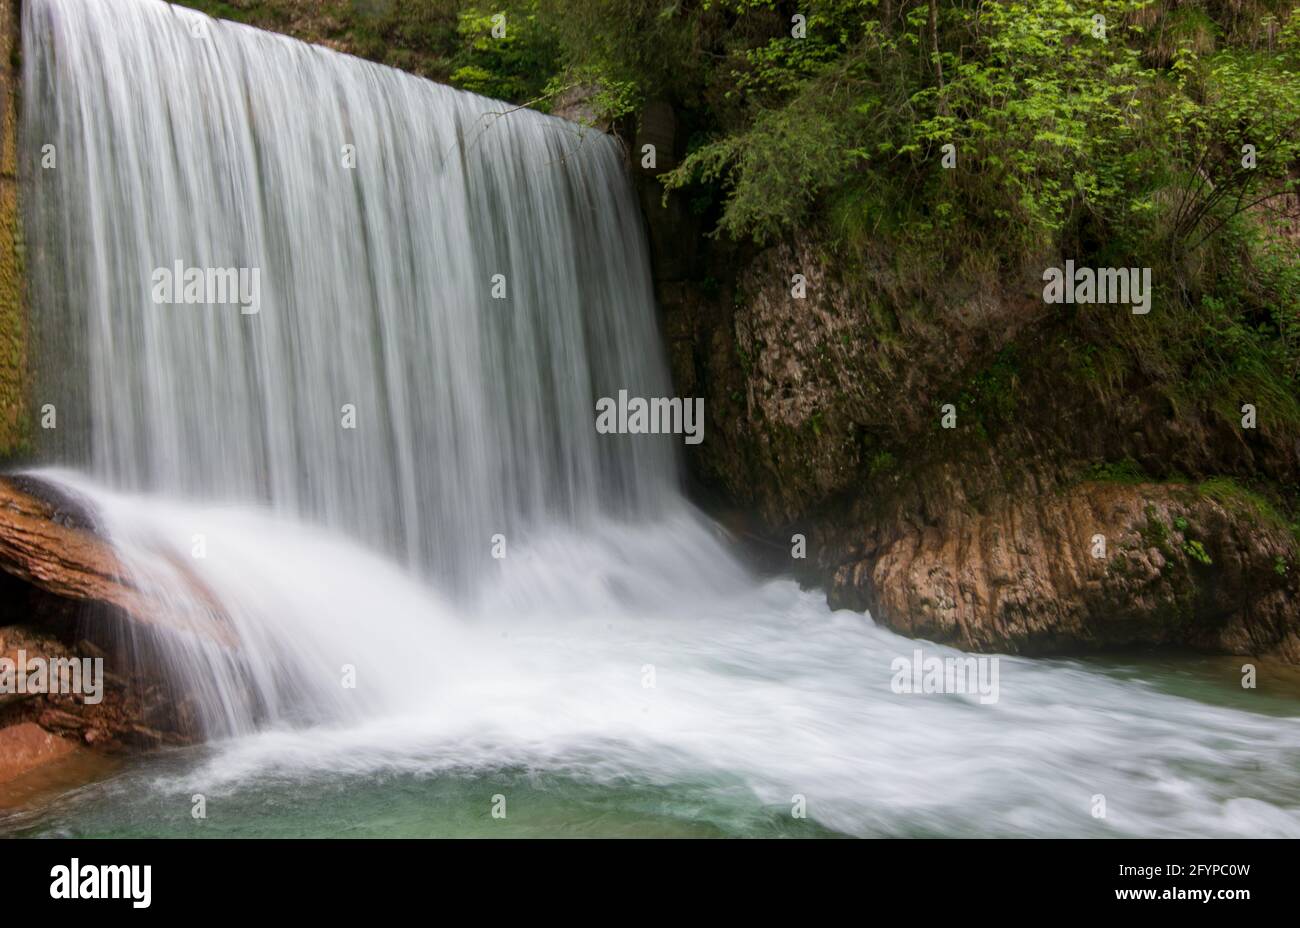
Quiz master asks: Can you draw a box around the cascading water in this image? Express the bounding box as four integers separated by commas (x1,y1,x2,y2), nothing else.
7,0,1300,837
24,0,676,583
22,0,682,734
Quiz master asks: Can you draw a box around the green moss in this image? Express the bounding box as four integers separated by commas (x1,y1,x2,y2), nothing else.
867,450,895,477
1086,458,1147,484
1140,504,1176,559
1198,477,1300,546
0,5,28,462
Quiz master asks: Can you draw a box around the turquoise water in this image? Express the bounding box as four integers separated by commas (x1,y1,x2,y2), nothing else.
3,761,837,838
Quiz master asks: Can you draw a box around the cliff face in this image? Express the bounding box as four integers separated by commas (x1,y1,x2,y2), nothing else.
635,127,1300,662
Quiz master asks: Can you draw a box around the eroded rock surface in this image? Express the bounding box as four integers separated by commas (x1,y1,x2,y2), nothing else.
828,480,1300,660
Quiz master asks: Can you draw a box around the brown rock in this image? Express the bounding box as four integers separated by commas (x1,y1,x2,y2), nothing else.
0,476,235,645
829,481,1300,660
0,476,159,626
1,623,200,753
0,721,76,785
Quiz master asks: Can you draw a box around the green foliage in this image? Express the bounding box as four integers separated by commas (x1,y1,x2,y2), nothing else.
601,0,1300,265
533,0,703,118
450,5,562,103
662,2,888,243
1159,41,1300,255
541,70,641,124
910,1,1156,248
1182,538,1212,565
1097,216,1300,442
176,0,262,24
349,0,460,78
665,77,862,243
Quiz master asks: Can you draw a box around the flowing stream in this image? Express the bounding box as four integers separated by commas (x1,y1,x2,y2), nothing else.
5,0,1300,837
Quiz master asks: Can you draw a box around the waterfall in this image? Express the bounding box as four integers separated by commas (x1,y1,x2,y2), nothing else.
23,0,677,590
19,0,701,737
12,0,1300,839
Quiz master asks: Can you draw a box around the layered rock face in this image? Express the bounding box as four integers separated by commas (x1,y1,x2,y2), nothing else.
828,480,1300,661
